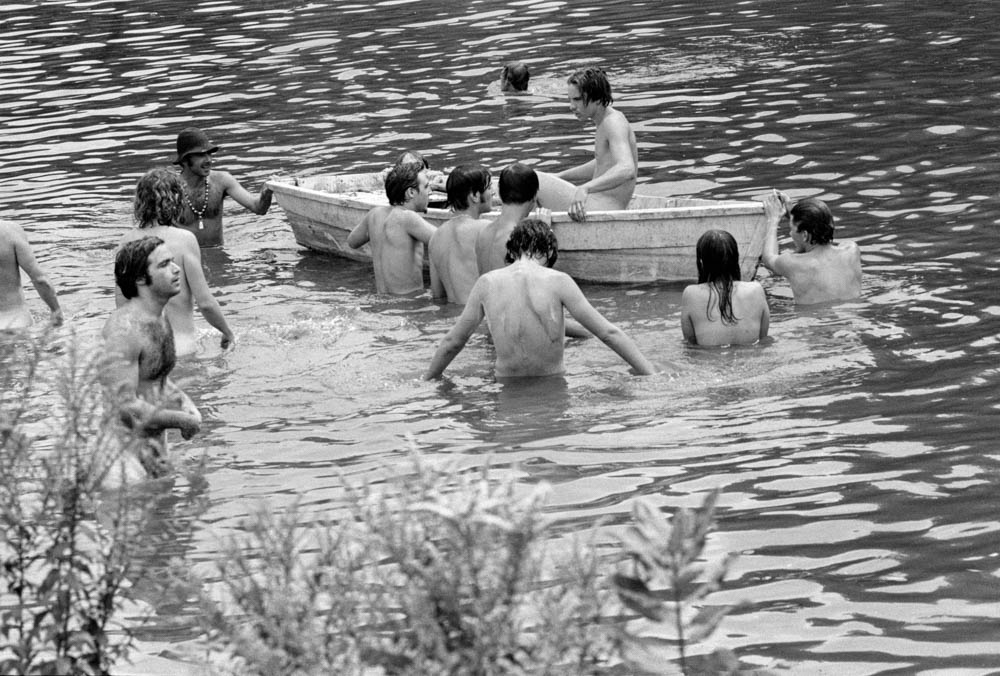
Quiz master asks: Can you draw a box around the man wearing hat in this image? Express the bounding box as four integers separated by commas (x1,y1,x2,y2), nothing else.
173,128,274,247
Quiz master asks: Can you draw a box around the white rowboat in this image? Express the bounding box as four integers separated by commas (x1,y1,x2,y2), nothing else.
267,173,768,283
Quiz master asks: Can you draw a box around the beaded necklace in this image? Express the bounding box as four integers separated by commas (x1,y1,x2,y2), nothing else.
183,177,209,230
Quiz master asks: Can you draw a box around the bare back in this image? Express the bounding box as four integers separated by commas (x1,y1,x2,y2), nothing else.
477,263,569,377
474,212,519,275
777,242,862,305
0,223,29,326
681,280,769,346
429,214,489,304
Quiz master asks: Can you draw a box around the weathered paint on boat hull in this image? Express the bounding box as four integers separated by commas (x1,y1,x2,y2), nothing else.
268,173,768,283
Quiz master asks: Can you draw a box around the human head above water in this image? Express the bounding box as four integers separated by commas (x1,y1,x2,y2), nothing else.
115,236,165,299
789,197,834,245
394,149,430,170
134,167,185,228
696,229,741,284
384,162,424,206
174,127,218,166
501,61,530,92
445,165,491,210
498,162,539,205
567,67,613,107
505,218,558,268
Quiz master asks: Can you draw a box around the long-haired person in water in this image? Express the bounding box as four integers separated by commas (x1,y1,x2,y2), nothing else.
681,229,769,346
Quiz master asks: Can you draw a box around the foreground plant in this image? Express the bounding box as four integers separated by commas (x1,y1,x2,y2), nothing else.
0,333,194,675
614,488,751,675
194,445,615,676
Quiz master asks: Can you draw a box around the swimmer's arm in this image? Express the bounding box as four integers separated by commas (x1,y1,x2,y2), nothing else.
179,234,234,348
680,286,698,345
564,318,590,339
562,277,655,375
13,226,62,325
347,210,374,249
760,190,787,274
426,282,486,379
405,213,437,244
218,170,273,215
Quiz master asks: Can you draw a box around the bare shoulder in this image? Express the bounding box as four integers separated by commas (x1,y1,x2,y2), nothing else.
213,169,240,187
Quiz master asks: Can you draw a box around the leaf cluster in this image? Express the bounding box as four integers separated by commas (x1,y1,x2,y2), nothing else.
613,488,745,676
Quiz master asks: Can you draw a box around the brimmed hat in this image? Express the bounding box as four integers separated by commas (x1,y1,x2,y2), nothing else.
173,128,219,165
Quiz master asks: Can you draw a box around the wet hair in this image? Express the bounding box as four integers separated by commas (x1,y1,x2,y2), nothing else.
568,67,613,107
504,218,558,267
696,229,741,325
498,163,539,205
445,165,491,210
115,236,164,299
384,162,424,206
134,167,185,227
790,197,834,245
394,150,430,169
501,62,530,92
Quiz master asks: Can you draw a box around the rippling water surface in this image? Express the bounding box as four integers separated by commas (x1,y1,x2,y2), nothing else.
2,1,999,673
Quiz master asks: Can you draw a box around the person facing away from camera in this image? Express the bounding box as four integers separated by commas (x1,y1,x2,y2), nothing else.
427,219,655,379
760,191,862,304
429,165,493,304
0,220,62,330
117,167,234,355
347,161,437,295
681,229,769,346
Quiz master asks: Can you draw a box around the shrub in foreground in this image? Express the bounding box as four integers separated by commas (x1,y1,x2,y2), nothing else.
192,444,769,675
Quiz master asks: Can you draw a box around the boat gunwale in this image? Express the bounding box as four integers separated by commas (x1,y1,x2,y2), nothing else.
266,177,766,222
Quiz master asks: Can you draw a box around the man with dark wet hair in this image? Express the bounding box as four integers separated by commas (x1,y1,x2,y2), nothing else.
535,67,637,222
501,61,530,92
102,237,202,476
474,162,547,275
0,220,62,329
426,219,655,379
681,229,769,346
173,127,273,247
347,162,437,295
429,165,493,304
761,191,862,304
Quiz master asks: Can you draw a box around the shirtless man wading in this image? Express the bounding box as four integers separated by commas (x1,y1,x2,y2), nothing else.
760,191,862,304
347,162,437,295
0,220,62,330
173,128,274,248
535,67,637,222
426,219,655,380
102,237,201,476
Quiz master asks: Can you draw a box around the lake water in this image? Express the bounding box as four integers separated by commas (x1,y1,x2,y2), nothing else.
2,0,998,673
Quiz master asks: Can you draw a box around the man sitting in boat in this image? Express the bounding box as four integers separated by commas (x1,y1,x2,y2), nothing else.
173,128,274,248
681,230,770,346
535,67,637,222
426,219,655,380
347,162,437,295
429,165,493,304
760,191,863,304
